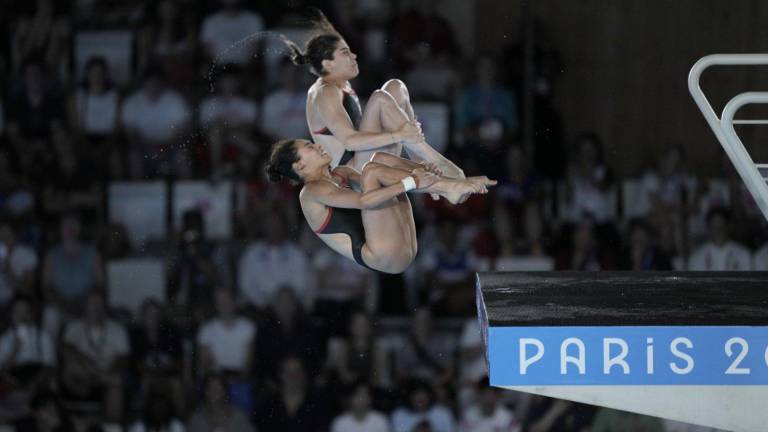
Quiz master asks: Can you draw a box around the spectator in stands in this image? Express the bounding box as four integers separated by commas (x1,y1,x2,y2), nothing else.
9,0,71,80
636,145,696,259
120,66,192,179
5,60,66,180
454,56,519,139
620,219,672,271
255,355,332,432
137,0,198,92
330,380,389,432
556,216,613,271
391,0,460,71
59,291,128,422
128,299,185,416
456,319,487,409
42,214,103,316
313,246,377,336
0,296,56,398
238,215,312,311
454,56,518,175
188,373,254,432
10,389,74,432
128,389,185,432
492,145,546,257
197,287,255,376
460,377,519,432
322,311,391,391
394,308,455,387
68,56,120,180
403,43,459,101
261,59,311,141
641,145,697,218
199,0,264,66
168,209,226,318
40,121,101,219
688,206,752,271
199,66,259,176
564,132,614,222
391,378,456,432
419,218,478,316
0,222,38,305
253,286,325,383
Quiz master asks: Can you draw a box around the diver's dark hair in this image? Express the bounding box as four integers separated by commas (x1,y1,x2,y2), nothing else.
265,139,302,183
282,8,342,77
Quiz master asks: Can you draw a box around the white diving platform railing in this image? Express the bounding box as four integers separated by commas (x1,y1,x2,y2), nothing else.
689,54,768,222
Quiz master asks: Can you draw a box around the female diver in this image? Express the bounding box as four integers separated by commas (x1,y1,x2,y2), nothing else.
265,139,496,274
282,9,467,182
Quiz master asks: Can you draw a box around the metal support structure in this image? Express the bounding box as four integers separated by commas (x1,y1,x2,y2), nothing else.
688,54,768,221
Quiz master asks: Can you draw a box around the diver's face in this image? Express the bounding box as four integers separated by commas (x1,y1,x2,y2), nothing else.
326,40,359,79
293,140,331,175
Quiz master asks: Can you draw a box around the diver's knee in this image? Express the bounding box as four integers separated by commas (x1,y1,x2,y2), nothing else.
382,78,406,93
382,79,408,104
369,89,399,108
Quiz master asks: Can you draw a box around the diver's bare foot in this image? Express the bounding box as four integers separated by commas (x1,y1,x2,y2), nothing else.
422,179,487,204
467,176,498,190
453,176,497,203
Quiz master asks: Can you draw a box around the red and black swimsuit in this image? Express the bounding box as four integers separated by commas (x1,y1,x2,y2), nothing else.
313,88,363,166
314,173,374,271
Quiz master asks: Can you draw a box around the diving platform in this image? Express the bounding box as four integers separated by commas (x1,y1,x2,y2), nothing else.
475,272,768,432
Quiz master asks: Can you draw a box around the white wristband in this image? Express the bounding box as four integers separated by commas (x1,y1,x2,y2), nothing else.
401,176,417,192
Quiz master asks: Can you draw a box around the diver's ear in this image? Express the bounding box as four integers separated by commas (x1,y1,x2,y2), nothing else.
292,160,305,175
321,58,334,75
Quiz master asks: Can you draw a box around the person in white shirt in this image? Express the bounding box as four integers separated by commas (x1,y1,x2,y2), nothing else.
70,56,121,179
60,291,129,422
688,207,752,271
72,57,119,136
197,287,255,375
199,0,264,65
0,222,38,306
331,380,390,432
0,296,56,371
120,67,192,178
199,67,258,176
391,379,456,432
565,133,615,223
457,319,487,409
460,377,519,432
238,216,313,310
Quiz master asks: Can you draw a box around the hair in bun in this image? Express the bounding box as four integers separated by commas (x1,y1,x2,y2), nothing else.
280,8,342,77
264,139,302,183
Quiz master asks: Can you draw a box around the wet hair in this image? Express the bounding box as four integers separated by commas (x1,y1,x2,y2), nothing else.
282,8,342,76
265,139,302,183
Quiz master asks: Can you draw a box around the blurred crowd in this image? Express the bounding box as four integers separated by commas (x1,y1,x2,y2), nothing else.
0,0,761,431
